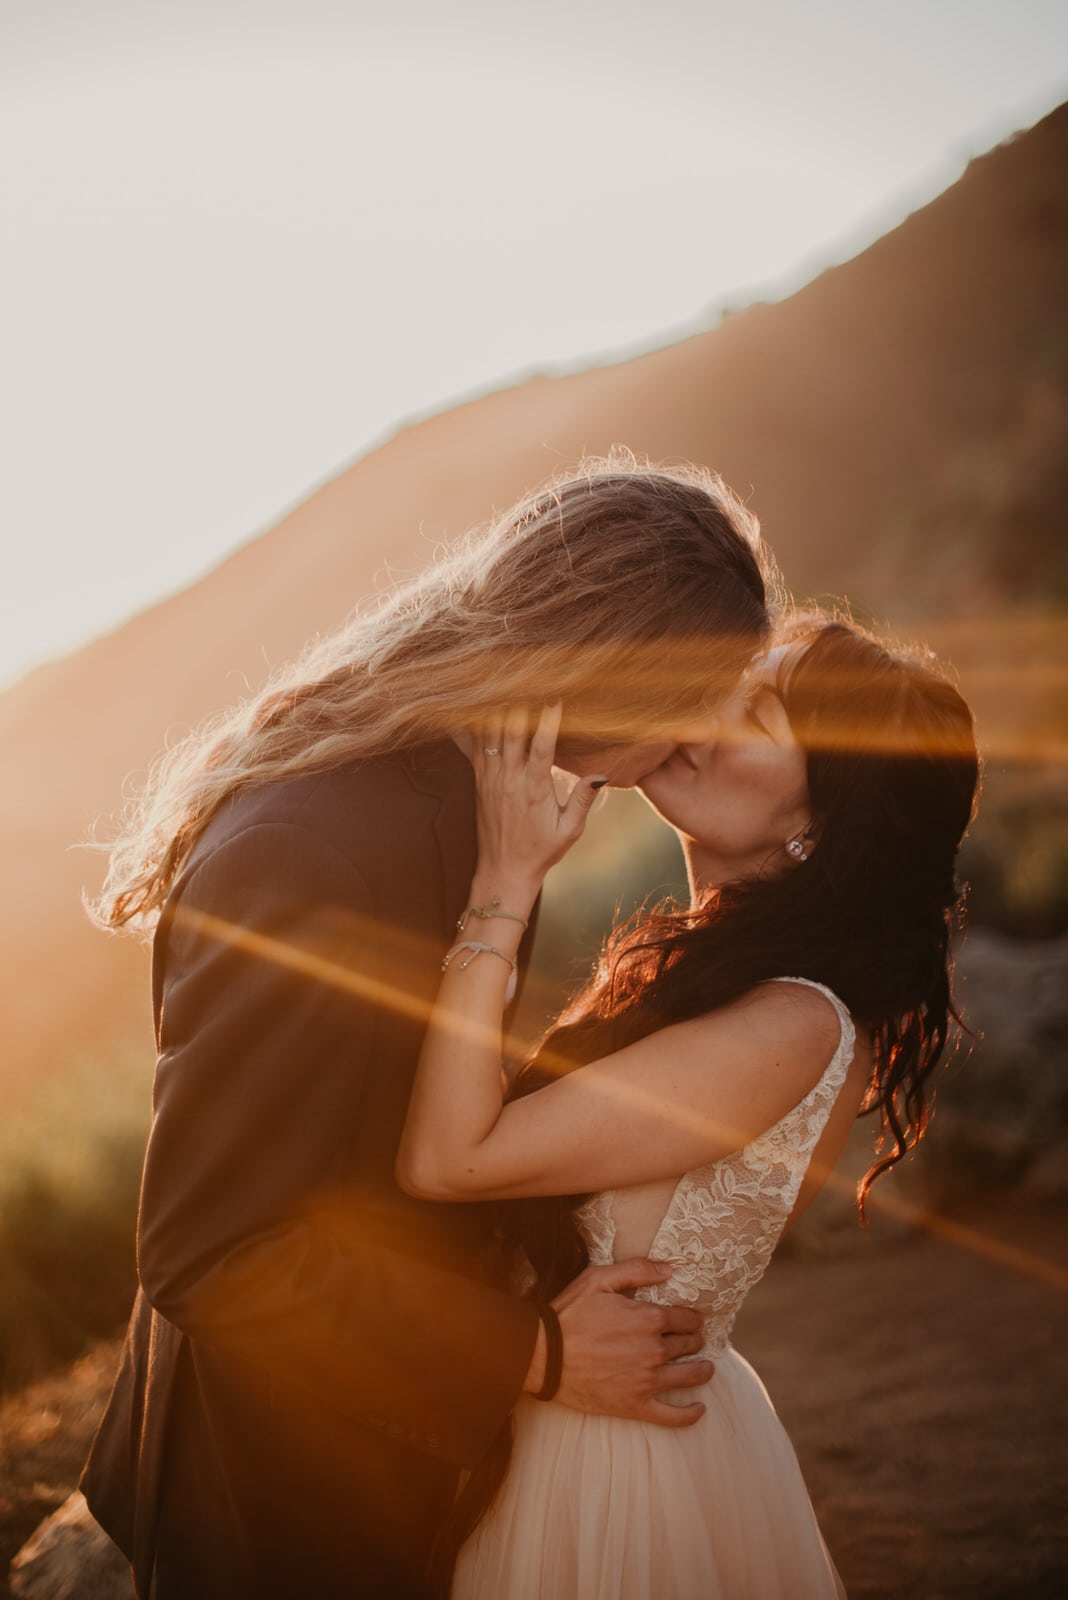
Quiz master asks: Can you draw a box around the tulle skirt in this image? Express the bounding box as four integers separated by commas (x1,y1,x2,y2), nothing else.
452,1348,845,1599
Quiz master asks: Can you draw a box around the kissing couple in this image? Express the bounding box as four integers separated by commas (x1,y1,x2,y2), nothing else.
82,459,979,1599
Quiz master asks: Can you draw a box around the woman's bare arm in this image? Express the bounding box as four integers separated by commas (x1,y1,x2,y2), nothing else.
397,705,849,1203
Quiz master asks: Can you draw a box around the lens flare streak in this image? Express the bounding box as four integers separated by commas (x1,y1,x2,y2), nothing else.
171,904,1068,1295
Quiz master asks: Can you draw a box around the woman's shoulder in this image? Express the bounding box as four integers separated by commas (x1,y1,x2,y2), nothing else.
574,979,857,1172
690,978,845,1049
644,980,848,1102
745,977,849,1042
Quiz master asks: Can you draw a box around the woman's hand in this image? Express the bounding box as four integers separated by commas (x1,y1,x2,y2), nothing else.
471,703,606,897
399,706,606,1207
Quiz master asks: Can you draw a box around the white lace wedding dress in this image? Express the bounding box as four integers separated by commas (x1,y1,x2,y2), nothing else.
452,978,854,1599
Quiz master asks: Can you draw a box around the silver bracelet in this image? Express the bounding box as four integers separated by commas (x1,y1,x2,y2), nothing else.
457,896,529,934
441,940,518,974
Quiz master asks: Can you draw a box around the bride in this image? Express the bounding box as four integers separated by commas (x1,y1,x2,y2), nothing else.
397,616,980,1599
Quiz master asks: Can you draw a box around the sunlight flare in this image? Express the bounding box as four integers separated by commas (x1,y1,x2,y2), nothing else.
172,904,1068,1295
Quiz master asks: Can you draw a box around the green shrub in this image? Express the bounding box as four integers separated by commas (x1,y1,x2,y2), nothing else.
0,1051,150,1395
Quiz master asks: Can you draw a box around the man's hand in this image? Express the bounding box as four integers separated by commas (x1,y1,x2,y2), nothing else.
522,1258,712,1428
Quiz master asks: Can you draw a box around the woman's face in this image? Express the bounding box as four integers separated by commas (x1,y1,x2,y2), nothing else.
638,644,812,883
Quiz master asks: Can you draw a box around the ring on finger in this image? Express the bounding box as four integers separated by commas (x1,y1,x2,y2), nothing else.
482,746,502,756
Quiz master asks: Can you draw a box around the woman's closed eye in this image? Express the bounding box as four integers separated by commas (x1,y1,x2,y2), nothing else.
744,689,780,738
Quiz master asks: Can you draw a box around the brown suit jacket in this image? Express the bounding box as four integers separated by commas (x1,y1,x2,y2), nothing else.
81,741,539,1599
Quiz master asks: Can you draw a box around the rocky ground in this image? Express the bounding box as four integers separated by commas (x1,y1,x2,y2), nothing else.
1,1342,123,1598
2,1195,1065,1599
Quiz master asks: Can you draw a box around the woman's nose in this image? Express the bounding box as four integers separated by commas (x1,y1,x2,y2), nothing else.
715,693,756,746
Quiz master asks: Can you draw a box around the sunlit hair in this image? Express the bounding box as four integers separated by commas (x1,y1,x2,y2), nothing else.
430,615,982,1575
94,455,771,933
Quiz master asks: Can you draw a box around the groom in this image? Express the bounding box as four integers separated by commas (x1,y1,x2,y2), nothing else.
82,466,770,1599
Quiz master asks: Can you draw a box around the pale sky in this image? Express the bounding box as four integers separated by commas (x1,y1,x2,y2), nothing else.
3,0,1066,690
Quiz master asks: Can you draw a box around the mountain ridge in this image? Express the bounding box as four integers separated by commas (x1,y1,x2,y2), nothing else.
3,101,1065,1100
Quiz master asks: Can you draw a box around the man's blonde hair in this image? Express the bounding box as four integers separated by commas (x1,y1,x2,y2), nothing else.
96,455,772,932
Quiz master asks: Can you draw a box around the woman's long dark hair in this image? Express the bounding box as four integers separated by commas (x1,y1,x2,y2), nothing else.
431,617,980,1585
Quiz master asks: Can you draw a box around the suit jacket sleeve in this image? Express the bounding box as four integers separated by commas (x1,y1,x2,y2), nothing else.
137,818,538,1469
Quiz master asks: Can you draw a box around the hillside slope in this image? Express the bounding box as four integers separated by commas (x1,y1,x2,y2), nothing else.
2,103,1065,1100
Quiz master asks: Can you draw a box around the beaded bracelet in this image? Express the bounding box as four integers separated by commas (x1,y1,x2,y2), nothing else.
441,940,517,975
457,897,529,934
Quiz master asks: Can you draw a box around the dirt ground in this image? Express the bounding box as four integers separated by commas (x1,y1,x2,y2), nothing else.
2,1197,1065,1600
735,1197,1067,1599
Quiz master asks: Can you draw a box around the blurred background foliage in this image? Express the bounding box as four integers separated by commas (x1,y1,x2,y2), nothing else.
0,1055,147,1396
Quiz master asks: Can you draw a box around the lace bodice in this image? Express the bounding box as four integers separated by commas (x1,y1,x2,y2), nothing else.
574,978,856,1356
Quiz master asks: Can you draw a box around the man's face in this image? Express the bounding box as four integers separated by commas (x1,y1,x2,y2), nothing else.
556,741,677,789
555,718,720,789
